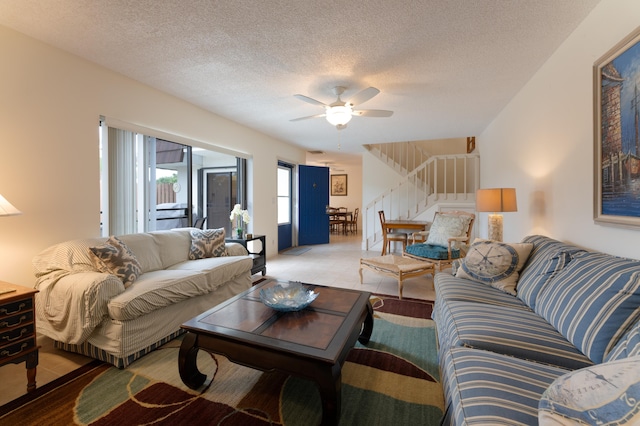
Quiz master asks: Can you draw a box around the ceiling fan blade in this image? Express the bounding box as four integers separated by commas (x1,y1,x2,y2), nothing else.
347,87,380,106
290,113,326,122
352,109,394,117
293,94,327,107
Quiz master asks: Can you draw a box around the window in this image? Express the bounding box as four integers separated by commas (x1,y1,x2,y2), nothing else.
277,165,291,224
99,121,246,236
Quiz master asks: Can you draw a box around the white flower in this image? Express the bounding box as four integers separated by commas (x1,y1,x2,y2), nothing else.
242,211,251,224
230,205,251,224
229,204,243,221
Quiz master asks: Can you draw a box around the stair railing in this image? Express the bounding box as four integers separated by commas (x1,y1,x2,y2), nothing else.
364,153,480,250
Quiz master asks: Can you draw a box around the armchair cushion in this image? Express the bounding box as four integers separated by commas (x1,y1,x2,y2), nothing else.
426,213,472,249
455,240,533,295
405,243,460,260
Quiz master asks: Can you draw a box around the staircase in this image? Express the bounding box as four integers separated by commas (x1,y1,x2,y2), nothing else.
363,142,479,251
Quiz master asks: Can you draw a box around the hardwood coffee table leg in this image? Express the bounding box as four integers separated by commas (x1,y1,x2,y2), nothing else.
358,301,374,344
178,332,207,389
313,363,341,426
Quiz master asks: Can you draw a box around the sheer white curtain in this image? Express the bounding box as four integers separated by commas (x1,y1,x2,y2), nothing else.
107,127,137,235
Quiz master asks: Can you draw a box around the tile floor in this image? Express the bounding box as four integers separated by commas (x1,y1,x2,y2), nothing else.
0,232,436,406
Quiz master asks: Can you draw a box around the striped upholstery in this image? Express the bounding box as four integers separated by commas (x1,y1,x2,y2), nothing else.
517,235,587,310
536,252,640,363
441,347,570,425
54,329,185,368
606,319,640,362
439,301,594,370
435,274,530,309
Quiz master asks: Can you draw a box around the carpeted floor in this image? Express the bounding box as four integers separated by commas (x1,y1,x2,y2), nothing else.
0,294,443,425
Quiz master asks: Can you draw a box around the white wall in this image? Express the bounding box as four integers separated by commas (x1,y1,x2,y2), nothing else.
479,0,640,258
328,161,363,233
0,26,306,286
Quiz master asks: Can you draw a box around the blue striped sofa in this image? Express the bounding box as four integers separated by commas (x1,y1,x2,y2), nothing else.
434,235,640,424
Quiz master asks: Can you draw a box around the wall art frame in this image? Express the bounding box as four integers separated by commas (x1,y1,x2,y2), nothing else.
594,25,640,228
330,174,347,196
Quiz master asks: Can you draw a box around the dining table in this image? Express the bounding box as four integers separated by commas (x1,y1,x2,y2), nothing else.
328,209,353,234
380,219,430,255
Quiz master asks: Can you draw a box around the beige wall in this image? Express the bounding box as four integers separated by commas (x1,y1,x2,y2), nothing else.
479,0,640,258
0,26,306,286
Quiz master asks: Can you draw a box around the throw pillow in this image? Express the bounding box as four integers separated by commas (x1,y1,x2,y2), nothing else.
189,228,227,260
539,355,640,425
455,239,533,295
89,236,142,288
535,252,640,364
606,319,640,362
426,213,472,249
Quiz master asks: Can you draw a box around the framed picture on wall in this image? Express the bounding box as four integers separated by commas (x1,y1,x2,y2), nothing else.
594,26,640,228
331,174,347,196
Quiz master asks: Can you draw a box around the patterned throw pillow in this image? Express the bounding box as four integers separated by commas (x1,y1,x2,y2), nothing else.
89,236,142,288
539,355,640,425
426,214,472,249
189,228,227,260
455,240,533,295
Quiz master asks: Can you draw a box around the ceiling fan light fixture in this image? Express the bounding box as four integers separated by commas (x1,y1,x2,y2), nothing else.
326,105,353,126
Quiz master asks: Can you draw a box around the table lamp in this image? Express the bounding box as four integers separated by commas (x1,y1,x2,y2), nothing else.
0,194,21,217
476,188,517,242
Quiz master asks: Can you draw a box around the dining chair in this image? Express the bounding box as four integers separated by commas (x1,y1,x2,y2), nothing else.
193,216,207,229
403,210,475,271
378,210,408,255
345,207,359,234
328,207,342,233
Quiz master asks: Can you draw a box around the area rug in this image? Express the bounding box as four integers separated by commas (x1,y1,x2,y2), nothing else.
0,295,443,425
280,246,311,256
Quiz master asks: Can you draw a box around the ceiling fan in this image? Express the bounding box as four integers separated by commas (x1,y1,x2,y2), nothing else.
291,86,393,130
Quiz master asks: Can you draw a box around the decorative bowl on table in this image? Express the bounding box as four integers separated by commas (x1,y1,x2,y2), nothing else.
259,282,319,312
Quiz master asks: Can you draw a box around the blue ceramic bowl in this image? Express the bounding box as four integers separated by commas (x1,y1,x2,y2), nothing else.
259,282,319,312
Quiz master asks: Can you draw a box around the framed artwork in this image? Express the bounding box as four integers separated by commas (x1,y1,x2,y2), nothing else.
331,174,347,196
594,26,640,228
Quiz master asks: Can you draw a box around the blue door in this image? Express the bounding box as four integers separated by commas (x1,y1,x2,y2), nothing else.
299,165,329,245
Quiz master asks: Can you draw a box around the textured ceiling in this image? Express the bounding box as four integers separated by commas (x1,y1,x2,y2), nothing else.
0,0,601,161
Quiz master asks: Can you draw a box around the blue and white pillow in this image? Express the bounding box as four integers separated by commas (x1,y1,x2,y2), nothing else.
539,355,640,425
606,319,640,362
455,240,533,295
535,252,640,363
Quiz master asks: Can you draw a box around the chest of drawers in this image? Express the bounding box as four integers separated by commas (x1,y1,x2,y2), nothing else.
0,281,39,392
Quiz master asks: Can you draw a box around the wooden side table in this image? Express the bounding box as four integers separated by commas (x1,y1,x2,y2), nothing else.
226,234,266,276
0,281,39,393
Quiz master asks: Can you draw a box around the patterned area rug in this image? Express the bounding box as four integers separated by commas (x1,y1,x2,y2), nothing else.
0,295,443,425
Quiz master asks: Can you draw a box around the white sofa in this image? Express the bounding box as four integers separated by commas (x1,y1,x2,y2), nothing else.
32,228,253,367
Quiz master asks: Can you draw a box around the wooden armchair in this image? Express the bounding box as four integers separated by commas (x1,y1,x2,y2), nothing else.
403,210,475,271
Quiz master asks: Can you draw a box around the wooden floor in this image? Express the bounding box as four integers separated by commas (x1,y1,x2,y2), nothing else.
0,231,436,406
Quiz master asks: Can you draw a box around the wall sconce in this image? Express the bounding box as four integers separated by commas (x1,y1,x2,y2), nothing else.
475,188,517,242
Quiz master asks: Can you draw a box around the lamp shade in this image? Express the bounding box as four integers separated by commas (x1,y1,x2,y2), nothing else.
476,188,517,212
0,194,22,216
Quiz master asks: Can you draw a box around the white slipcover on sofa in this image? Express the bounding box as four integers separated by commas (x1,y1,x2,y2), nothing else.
32,227,253,367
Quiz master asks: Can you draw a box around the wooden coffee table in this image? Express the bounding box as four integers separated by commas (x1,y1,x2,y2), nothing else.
178,279,373,425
